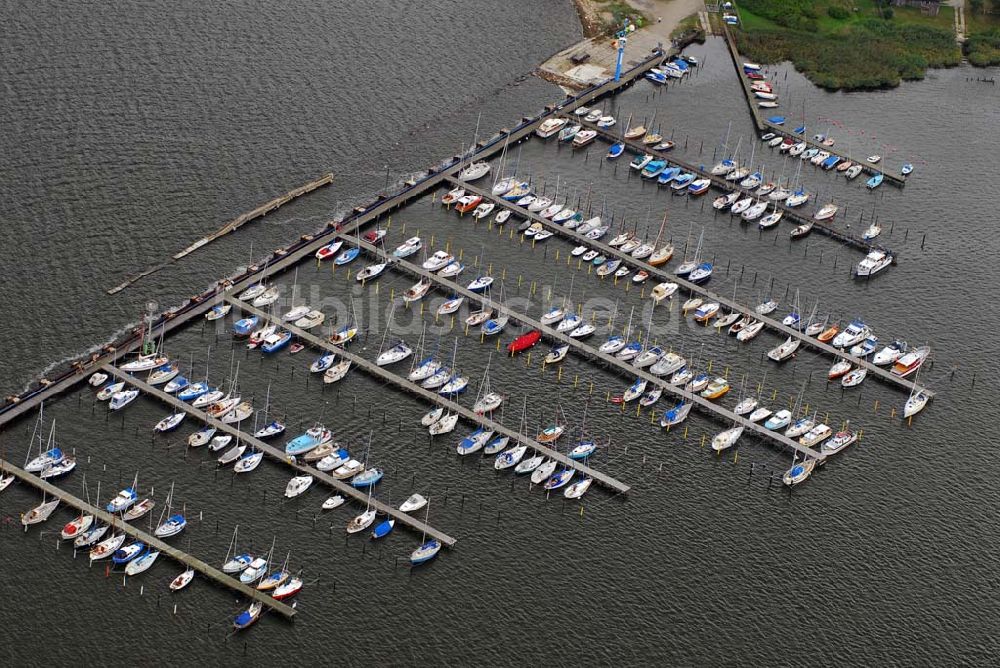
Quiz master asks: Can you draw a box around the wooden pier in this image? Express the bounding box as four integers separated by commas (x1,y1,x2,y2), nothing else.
562,115,890,256
2,457,297,619
720,25,905,187
101,365,459,546
448,176,933,401
0,47,669,430
223,297,631,495
308,226,828,462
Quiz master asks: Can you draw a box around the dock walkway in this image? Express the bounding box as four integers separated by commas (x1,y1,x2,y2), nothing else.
3,457,296,619
447,176,932,400
223,297,631,495
719,25,905,187
561,115,887,255
102,365,459,546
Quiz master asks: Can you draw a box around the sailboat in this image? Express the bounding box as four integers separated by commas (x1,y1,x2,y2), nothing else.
409,498,441,565
154,483,187,538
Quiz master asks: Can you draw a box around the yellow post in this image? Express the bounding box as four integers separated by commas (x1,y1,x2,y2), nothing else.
700,433,706,448
555,249,560,261
873,399,879,413
708,359,713,372
502,267,506,280
734,451,739,464
496,338,501,352
526,352,532,367
459,248,464,260
431,234,435,246
683,426,688,439
589,381,594,394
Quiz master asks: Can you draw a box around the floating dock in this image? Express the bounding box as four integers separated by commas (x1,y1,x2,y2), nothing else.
2,456,297,619
224,296,631,495
101,365,459,546
448,176,932,401
719,25,905,187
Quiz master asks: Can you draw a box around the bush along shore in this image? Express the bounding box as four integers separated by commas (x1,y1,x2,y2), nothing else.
733,0,962,90
966,28,1000,67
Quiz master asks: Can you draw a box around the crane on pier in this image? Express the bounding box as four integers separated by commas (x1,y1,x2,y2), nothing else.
611,18,636,82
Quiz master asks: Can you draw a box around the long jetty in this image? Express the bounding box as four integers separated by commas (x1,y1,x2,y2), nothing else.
561,114,890,255
3,457,297,619
101,365,459,546
0,46,670,430
719,25,905,187
447,176,933,400
107,173,336,295
309,225,828,461
223,297,631,495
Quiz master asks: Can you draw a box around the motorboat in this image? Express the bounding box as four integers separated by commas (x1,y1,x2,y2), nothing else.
832,320,869,349
106,487,138,513
823,430,857,455
850,335,879,358
536,117,567,138
393,236,422,258
572,130,597,147
693,302,720,323
845,164,863,179
109,389,139,411
700,377,730,400
422,250,454,271
892,346,930,378
855,250,893,277
800,424,833,447
285,426,332,456
260,330,292,354
285,474,314,498
650,352,685,377
764,409,792,430
873,340,907,366
713,192,740,210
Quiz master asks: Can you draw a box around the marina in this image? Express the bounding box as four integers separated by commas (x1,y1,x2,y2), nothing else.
2,4,975,655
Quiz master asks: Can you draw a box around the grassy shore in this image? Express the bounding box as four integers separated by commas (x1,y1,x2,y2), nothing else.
965,6,1000,66
733,0,962,90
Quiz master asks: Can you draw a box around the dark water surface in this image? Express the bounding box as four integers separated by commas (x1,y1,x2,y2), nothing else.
2,4,1000,665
